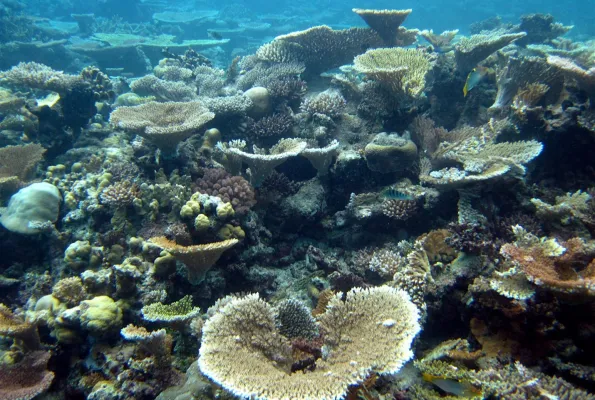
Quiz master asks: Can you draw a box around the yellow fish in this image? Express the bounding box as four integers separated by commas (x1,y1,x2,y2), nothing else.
423,373,482,397
463,66,488,97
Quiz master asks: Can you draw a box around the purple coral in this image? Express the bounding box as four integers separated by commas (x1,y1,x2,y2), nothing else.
194,169,256,215
0,351,54,400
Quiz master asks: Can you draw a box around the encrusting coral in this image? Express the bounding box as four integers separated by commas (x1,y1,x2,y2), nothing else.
198,286,420,400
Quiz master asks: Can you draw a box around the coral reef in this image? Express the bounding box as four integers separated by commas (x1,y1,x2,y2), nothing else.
0,4,594,400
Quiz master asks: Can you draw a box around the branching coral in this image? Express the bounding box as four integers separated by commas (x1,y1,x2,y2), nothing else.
300,90,346,118
274,298,319,340
198,286,420,400
195,168,256,215
354,47,433,98
110,101,214,152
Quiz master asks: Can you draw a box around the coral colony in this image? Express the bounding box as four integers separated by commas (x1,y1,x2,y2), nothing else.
1,4,595,400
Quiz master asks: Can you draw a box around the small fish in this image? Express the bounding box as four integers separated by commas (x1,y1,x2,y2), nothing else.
423,373,482,397
463,66,488,97
208,31,223,40
381,188,414,201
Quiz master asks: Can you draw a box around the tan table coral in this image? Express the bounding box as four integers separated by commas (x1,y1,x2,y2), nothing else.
110,101,214,153
149,237,239,284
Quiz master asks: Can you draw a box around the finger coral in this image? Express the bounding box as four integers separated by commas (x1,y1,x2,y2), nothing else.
198,286,420,400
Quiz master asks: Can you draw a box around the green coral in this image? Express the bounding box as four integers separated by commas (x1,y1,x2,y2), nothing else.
142,295,201,324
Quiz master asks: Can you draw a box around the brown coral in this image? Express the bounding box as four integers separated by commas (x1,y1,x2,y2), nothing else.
194,168,256,215
0,351,54,400
500,235,595,296
382,199,418,220
0,304,40,350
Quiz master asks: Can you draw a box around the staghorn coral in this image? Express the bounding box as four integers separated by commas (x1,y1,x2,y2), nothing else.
0,351,54,400
149,237,239,284
237,60,306,91
256,25,383,75
354,47,433,99
352,8,412,46
130,75,197,102
201,95,253,118
454,31,526,74
198,286,420,400
141,295,201,324
195,168,256,215
110,101,214,152
194,65,226,97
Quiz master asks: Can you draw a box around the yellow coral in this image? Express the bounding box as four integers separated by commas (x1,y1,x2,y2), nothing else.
217,224,245,240
194,214,210,231
215,202,234,219
79,296,123,336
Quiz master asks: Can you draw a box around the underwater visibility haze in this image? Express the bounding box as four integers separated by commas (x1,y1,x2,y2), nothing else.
1,0,595,399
